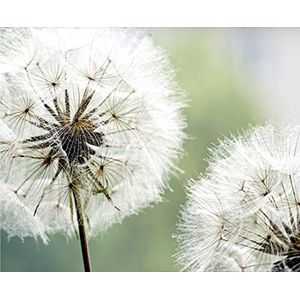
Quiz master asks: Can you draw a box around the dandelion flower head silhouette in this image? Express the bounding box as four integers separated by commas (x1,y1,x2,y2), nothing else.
176,124,300,272
0,28,185,244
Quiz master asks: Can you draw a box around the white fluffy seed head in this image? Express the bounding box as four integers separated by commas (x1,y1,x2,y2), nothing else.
0,28,185,241
176,123,300,272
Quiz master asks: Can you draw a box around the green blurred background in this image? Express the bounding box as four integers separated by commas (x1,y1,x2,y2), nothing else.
1,28,265,271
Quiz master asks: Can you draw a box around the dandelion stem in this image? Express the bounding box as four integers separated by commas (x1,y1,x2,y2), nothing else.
73,190,92,272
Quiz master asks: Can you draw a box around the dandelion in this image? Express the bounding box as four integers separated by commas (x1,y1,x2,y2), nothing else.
0,28,185,271
176,124,300,272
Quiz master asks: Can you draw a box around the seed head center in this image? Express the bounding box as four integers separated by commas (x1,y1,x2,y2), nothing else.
58,118,104,165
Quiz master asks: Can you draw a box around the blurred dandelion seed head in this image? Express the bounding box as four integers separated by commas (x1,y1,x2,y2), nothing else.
0,28,185,241
176,124,300,272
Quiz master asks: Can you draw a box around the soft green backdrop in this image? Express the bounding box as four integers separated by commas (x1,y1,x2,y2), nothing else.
1,28,262,271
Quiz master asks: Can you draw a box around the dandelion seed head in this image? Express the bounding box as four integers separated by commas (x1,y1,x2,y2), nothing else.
176,124,300,272
0,28,185,240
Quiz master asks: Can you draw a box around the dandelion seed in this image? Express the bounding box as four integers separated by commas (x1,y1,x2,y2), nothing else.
176,124,300,272
0,28,185,271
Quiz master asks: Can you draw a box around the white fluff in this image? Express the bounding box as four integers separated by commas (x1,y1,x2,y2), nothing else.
176,124,300,272
0,183,48,243
0,28,185,240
